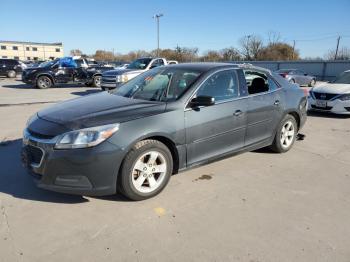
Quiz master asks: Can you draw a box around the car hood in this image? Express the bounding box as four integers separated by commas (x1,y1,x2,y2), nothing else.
312,83,350,94
102,68,144,77
37,92,166,131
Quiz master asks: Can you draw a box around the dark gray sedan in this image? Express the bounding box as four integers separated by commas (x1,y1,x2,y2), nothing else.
277,69,316,87
22,63,307,200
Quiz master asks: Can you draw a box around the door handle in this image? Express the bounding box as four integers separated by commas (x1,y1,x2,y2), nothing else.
274,100,280,106
234,110,242,116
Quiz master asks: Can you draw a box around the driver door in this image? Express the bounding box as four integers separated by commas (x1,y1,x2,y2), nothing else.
185,69,247,165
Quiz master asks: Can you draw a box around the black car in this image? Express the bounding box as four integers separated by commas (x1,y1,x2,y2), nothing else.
21,57,113,89
0,58,23,78
22,63,307,200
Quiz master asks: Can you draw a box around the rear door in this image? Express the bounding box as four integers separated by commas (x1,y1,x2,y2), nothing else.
243,69,283,146
185,69,247,165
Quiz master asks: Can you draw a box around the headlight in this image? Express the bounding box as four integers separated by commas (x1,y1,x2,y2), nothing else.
339,94,350,101
55,123,119,149
116,74,128,83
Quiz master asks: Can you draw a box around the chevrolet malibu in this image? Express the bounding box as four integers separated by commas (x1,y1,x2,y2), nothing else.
22,63,307,200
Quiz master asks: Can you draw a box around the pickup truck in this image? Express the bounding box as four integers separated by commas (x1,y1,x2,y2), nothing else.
101,57,178,90
21,57,114,89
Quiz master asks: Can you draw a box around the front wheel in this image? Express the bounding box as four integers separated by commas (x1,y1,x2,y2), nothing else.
36,76,52,89
119,139,173,201
92,75,101,87
270,115,297,153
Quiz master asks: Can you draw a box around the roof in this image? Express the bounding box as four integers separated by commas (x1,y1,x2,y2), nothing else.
166,62,271,73
0,40,63,46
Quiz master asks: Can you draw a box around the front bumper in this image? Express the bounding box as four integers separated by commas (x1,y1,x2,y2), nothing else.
308,97,350,115
21,129,125,196
21,72,34,84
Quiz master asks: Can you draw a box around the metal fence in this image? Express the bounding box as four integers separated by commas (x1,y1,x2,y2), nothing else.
230,60,350,81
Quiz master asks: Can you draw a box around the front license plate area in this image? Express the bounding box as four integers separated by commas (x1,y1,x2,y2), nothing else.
316,100,327,108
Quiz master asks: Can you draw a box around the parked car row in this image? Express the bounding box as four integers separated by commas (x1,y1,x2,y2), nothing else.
22,63,307,200
21,57,114,88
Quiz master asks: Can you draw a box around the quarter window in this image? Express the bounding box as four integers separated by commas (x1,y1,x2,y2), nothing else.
196,70,239,102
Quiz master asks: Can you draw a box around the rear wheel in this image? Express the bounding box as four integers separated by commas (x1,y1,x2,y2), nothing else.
289,78,295,84
119,139,173,201
270,115,297,153
36,76,52,89
92,75,101,87
7,70,16,78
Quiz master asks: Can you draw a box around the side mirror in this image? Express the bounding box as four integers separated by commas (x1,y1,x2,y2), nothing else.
190,96,215,107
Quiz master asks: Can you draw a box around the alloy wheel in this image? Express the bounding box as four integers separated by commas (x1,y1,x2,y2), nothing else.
131,151,167,193
280,120,295,149
38,77,51,88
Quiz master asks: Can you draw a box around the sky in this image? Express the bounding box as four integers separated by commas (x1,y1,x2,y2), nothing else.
0,0,350,58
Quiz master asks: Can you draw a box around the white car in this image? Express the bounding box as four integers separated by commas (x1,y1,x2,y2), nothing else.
308,70,350,115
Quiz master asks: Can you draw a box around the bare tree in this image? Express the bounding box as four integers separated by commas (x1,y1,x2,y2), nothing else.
267,31,281,46
220,47,241,61
325,47,350,60
239,35,264,60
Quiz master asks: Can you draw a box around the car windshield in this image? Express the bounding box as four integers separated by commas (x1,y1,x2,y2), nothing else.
112,67,202,101
39,59,59,68
333,71,350,84
127,58,152,70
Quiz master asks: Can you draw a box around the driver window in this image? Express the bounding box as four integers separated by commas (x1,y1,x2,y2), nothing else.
196,70,239,102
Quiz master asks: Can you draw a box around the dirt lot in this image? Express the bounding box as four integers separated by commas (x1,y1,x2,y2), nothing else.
0,77,349,262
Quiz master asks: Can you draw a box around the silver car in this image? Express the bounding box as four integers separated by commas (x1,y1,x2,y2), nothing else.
276,69,316,87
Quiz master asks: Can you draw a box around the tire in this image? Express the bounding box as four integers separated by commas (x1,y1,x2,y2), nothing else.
92,75,101,87
7,70,16,78
119,139,173,201
101,87,106,91
289,78,295,83
270,114,298,153
36,75,52,89
309,79,316,87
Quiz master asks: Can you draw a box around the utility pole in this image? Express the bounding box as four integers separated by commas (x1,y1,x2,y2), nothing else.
153,13,163,57
334,36,341,60
292,40,296,60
